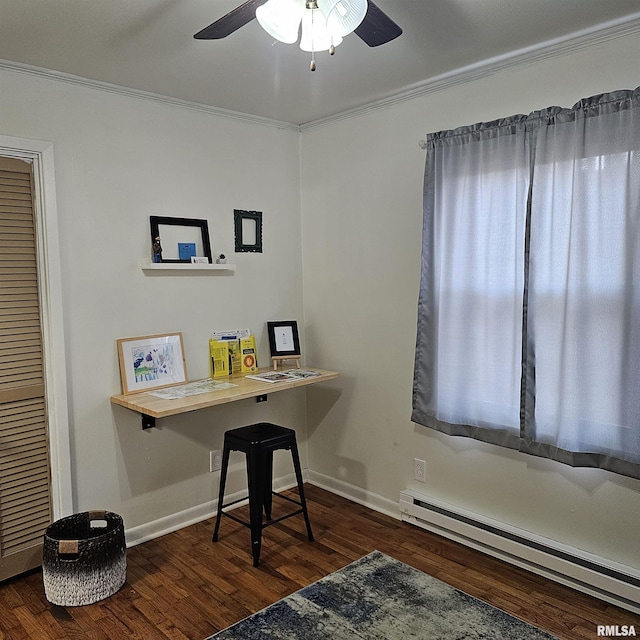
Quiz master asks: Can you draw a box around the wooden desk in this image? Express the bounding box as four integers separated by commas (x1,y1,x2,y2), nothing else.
110,367,339,429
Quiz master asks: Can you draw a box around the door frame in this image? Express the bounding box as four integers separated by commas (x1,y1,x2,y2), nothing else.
0,134,72,519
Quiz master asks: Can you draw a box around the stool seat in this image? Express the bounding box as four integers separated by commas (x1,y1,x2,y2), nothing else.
212,422,314,567
224,423,299,448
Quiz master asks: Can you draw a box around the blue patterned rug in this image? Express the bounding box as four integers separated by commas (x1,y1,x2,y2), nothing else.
207,550,558,639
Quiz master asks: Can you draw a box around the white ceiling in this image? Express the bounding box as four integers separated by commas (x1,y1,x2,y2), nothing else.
1,0,640,126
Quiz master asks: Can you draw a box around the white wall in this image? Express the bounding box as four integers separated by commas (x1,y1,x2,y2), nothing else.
0,68,307,538
300,32,640,570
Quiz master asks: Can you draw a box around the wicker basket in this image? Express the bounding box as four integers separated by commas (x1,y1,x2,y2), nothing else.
42,510,126,606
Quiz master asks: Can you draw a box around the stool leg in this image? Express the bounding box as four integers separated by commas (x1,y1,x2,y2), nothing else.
212,445,231,542
247,447,264,567
262,450,274,520
289,441,314,542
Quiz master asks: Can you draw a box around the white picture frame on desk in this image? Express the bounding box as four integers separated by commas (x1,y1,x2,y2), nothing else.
117,332,187,395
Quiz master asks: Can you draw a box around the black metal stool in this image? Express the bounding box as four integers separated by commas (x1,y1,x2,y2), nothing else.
212,422,314,567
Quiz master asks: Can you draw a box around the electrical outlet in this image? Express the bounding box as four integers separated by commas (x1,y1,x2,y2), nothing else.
209,450,222,473
413,458,426,483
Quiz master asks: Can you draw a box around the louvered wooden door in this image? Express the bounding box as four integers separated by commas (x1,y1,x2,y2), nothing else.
0,157,51,581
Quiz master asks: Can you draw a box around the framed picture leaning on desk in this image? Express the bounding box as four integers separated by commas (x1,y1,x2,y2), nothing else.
116,332,187,395
267,320,301,370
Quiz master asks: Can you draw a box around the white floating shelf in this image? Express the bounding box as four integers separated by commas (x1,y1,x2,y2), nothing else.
141,262,236,275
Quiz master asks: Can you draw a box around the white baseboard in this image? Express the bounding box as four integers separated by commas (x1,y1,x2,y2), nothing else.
124,470,399,547
306,470,400,521
124,472,301,548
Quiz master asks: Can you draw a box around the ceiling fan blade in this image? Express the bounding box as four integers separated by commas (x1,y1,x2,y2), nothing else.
194,0,267,40
354,1,402,47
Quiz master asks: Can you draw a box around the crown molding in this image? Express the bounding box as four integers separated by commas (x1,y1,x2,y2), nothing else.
0,59,299,133
300,13,640,131
2,12,640,134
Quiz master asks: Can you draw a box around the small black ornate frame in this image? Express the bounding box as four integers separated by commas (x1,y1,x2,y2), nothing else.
150,216,212,263
234,209,263,253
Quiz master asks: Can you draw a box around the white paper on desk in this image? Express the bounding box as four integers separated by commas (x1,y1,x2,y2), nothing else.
283,369,321,379
245,371,294,383
245,369,321,383
148,379,236,399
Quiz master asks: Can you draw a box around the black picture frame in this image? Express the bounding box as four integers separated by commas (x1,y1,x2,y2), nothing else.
234,209,263,253
150,216,212,263
267,321,301,358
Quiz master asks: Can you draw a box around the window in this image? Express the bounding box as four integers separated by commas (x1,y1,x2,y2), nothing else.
412,87,640,479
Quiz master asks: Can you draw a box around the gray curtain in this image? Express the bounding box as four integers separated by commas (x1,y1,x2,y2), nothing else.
412,87,640,479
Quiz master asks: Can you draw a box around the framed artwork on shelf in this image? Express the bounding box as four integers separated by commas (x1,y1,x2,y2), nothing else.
150,216,213,263
116,332,187,395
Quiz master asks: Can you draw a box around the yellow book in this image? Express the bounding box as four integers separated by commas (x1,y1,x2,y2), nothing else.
240,335,257,372
209,339,229,378
227,339,242,374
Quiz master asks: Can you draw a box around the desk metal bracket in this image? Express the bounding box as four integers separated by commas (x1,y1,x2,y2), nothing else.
142,414,156,430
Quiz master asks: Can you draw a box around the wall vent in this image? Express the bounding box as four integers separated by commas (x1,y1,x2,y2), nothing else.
400,489,640,615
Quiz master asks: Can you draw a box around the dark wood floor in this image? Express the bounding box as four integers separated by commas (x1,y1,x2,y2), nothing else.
1,485,638,639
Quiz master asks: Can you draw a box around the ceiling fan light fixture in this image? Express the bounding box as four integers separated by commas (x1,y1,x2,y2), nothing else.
255,0,305,44
317,0,367,37
299,7,343,52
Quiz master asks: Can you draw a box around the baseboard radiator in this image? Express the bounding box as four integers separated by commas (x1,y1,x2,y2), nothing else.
400,489,640,615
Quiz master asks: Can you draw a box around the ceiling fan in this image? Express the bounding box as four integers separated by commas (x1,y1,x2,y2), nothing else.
194,0,402,70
